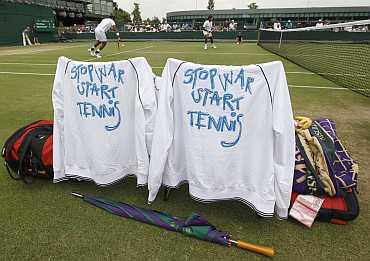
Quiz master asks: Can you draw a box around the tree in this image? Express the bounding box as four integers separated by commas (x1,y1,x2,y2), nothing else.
113,8,132,25
207,0,215,10
131,3,142,25
151,16,161,26
121,10,132,23
144,18,151,25
248,2,258,9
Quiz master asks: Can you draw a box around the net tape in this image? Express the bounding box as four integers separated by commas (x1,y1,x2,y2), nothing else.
261,19,370,32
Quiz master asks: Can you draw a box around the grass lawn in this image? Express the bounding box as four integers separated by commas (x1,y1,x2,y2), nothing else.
0,41,369,261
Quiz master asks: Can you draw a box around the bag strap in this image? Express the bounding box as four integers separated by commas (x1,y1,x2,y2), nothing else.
29,126,53,179
4,162,21,180
2,120,42,158
317,189,360,222
334,189,360,221
31,126,53,159
309,121,336,164
17,126,53,183
295,134,325,196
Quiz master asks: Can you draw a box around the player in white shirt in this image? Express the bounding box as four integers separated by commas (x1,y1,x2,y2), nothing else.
203,15,216,50
88,17,120,58
22,26,32,46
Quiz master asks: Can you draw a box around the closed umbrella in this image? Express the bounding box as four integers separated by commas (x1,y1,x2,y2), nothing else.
72,193,275,257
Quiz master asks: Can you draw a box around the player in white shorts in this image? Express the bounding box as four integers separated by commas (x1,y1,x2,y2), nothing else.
88,17,120,58
202,15,216,50
22,26,32,46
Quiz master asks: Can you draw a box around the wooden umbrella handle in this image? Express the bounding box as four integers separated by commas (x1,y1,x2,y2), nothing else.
234,240,275,257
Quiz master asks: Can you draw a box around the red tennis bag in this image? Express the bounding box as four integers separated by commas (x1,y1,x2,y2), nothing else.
2,120,53,183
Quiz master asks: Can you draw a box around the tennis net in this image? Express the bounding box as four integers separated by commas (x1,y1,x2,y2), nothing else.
258,20,370,97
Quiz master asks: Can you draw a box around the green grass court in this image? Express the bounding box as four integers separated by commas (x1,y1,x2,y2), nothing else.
0,41,369,260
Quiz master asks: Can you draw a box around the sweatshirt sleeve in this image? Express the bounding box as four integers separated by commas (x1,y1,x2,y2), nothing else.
153,74,161,104
147,60,175,203
262,61,295,219
52,57,68,182
134,58,157,156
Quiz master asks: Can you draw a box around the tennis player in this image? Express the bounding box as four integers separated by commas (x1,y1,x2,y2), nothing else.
88,17,120,58
203,15,216,50
236,31,243,44
22,26,32,46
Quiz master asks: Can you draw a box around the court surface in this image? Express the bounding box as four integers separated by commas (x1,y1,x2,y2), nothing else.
0,41,369,260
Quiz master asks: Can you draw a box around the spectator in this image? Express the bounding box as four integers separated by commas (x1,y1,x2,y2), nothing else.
32,23,40,45
316,19,324,28
229,20,237,31
165,23,172,32
273,20,281,30
285,20,293,29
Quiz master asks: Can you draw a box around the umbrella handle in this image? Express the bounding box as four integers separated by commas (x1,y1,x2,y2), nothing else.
230,240,275,257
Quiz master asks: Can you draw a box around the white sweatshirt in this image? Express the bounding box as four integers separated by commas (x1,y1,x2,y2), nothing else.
96,18,116,32
148,58,295,218
52,56,156,186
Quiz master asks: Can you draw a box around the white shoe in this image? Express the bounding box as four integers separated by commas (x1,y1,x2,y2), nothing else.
212,45,217,49
88,48,95,57
204,45,208,50
94,49,102,58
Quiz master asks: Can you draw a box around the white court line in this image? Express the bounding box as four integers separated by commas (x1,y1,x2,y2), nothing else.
140,51,274,56
287,71,315,75
0,44,87,56
84,46,154,61
0,71,55,76
287,71,369,77
151,67,314,74
288,85,348,90
0,64,342,76
0,64,365,78
0,71,354,91
0,69,318,77
0,62,56,66
0,46,155,68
